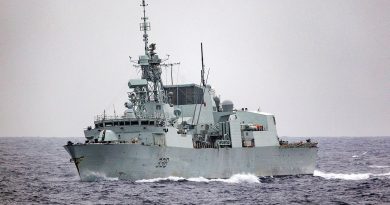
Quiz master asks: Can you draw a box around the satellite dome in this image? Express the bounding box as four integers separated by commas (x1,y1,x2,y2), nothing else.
221,100,234,112
221,100,233,105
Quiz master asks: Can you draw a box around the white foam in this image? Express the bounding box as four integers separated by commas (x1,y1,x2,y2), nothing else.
314,170,370,180
369,165,390,169
136,173,260,184
82,171,119,181
136,176,185,183
210,173,260,183
187,177,210,182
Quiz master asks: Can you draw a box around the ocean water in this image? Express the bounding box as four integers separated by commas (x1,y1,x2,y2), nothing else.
0,137,389,204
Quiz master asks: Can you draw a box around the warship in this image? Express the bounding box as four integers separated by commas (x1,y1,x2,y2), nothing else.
64,0,318,181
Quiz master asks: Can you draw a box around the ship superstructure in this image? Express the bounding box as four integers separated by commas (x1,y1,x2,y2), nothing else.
64,0,317,181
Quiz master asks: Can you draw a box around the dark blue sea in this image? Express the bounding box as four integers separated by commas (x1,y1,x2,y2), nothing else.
0,137,389,204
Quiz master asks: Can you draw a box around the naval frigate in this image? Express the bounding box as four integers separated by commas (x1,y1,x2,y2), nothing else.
64,0,318,181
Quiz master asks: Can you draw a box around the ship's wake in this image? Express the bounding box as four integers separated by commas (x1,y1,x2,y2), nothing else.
135,173,260,184
314,170,390,180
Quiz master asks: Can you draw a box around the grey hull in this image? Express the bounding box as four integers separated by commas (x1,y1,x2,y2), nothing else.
64,144,317,181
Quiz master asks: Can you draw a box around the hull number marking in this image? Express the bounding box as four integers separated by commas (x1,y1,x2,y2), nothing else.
156,157,169,168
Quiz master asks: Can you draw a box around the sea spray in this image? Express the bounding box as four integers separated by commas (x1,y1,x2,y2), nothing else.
81,171,119,181
136,176,185,183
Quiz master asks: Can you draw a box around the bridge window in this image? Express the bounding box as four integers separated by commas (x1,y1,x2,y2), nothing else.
131,121,139,125
141,121,148,125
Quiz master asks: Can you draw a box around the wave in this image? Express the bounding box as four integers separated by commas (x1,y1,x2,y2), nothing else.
369,165,390,169
314,170,390,180
314,170,370,180
208,173,260,183
372,172,390,177
352,151,368,158
136,173,260,184
136,176,185,183
81,170,390,182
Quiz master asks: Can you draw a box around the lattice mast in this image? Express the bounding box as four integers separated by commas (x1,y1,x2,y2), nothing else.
138,0,166,103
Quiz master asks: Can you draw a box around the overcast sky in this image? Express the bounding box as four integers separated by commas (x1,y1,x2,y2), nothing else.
0,0,389,137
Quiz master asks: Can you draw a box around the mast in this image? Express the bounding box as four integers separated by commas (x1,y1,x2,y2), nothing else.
128,0,170,118
140,0,150,55
192,43,208,125
136,0,165,103
201,43,205,87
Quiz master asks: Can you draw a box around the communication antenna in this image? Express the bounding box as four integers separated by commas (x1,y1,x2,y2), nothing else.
161,62,180,85
140,0,150,55
113,104,117,118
